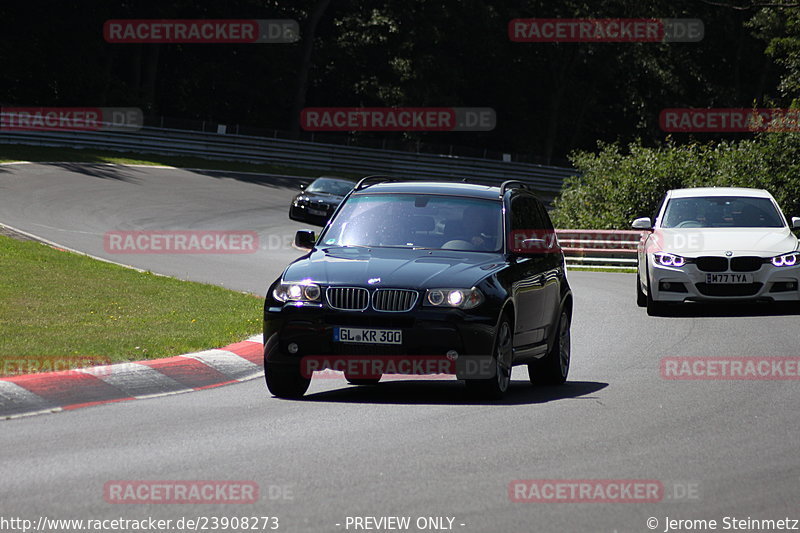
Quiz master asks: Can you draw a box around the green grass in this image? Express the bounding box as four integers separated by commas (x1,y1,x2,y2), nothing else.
0,143,359,178
0,235,262,375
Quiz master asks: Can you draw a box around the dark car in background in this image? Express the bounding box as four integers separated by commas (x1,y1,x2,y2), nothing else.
289,177,355,226
264,177,573,399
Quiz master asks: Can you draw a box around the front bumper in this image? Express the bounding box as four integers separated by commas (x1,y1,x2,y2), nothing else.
648,255,800,302
264,303,498,367
289,204,332,225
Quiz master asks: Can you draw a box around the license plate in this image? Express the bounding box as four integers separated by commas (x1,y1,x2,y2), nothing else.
705,273,753,284
308,208,327,216
333,327,402,345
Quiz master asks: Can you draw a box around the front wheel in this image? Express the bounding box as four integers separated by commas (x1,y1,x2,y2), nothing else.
636,272,647,307
644,264,664,316
529,308,571,386
466,315,513,400
646,279,664,316
265,362,311,399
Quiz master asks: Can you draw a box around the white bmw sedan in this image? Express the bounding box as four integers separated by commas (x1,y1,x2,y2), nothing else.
633,187,800,315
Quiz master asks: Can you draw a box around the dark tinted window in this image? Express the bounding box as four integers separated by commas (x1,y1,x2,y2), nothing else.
509,195,556,253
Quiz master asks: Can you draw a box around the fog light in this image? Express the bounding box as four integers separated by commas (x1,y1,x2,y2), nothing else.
446,350,459,360
659,281,688,293
288,343,299,354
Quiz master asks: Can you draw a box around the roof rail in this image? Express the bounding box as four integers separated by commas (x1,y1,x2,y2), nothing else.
499,180,528,197
354,175,399,190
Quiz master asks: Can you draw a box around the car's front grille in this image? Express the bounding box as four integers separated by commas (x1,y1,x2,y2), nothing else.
730,256,764,272
695,282,763,296
326,287,369,311
695,256,728,272
372,289,418,312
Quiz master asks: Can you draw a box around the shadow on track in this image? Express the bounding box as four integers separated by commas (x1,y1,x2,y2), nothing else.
9,161,314,189
45,162,147,182
190,169,313,190
650,301,800,318
296,380,607,406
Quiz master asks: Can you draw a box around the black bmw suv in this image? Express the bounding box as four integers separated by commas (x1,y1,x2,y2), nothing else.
264,177,572,399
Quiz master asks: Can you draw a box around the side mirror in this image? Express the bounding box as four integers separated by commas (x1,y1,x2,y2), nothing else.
791,217,800,229
294,229,316,250
632,217,652,230
299,183,306,190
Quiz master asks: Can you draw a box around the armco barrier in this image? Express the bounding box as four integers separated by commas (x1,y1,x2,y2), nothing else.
556,229,642,268
0,125,576,196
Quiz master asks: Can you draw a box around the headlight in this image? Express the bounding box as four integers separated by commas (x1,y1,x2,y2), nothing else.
425,288,483,309
654,252,686,267
771,252,799,267
273,281,321,303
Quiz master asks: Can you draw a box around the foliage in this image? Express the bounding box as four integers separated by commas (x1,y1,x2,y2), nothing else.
550,132,800,229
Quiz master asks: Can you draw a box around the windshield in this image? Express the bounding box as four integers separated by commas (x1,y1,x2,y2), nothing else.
306,178,354,196
661,196,785,229
319,194,503,252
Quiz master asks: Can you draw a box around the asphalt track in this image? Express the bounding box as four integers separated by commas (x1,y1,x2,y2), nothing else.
1,163,799,533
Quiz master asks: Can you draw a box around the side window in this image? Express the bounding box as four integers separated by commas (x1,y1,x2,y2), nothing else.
509,195,553,252
510,196,544,232
537,201,555,231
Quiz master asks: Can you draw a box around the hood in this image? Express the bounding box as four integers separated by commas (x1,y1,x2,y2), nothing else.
654,228,799,257
283,246,505,288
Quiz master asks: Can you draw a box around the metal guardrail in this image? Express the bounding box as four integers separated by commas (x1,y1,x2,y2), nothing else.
0,126,577,196
557,229,642,268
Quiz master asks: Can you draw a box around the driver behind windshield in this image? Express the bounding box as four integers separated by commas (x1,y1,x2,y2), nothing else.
454,205,496,251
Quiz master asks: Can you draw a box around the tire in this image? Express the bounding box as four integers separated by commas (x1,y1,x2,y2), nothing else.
644,264,664,316
645,279,664,316
346,376,381,386
265,362,311,399
466,315,513,400
529,308,571,386
636,273,647,307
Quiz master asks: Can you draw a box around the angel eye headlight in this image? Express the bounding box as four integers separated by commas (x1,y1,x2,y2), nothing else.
654,252,686,267
273,281,321,303
425,288,483,309
771,252,799,267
